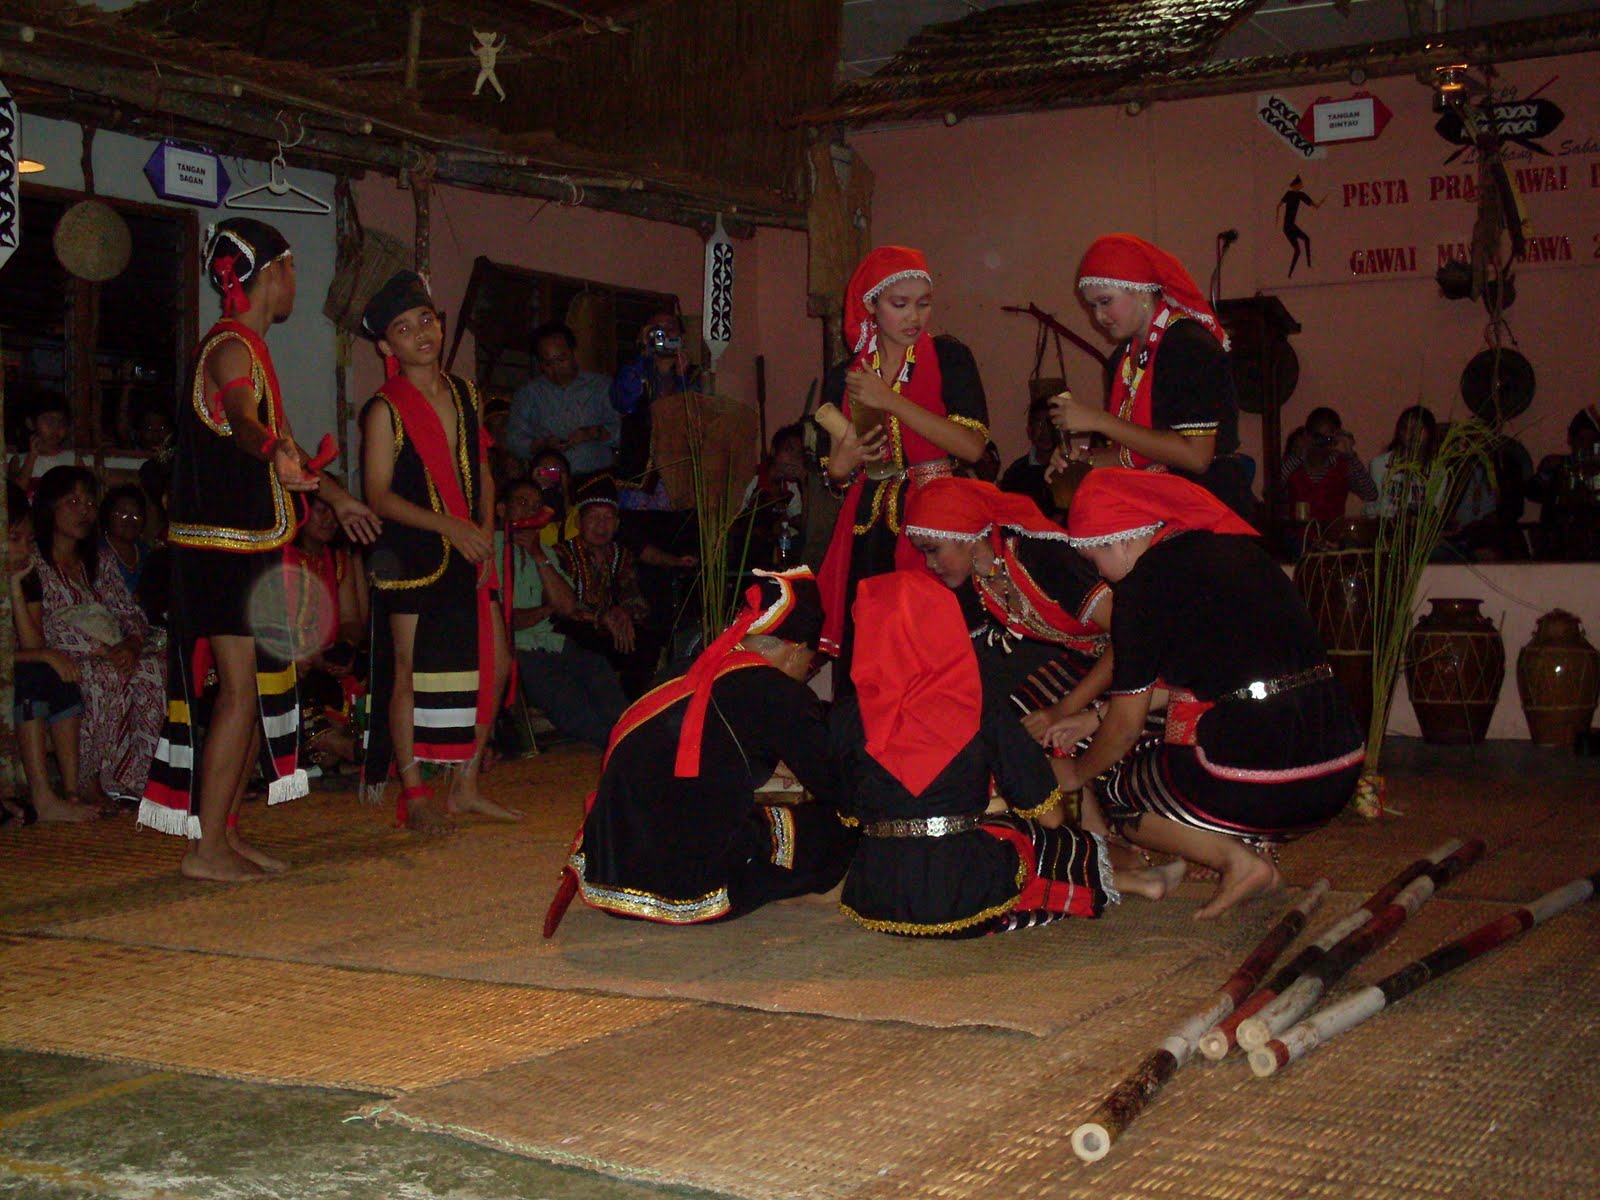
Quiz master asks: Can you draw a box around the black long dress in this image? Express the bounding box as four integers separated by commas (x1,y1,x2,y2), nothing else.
832,682,1111,939
576,664,858,923
1095,531,1363,844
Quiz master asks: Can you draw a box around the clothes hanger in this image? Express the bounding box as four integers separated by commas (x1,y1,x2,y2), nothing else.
225,120,332,215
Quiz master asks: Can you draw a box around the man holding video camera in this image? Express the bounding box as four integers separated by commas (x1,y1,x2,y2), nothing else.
610,311,701,490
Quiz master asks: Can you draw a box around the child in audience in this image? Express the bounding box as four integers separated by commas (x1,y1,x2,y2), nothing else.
6,482,96,823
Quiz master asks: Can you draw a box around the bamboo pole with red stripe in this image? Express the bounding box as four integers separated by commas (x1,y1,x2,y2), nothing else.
1234,838,1485,1052
1069,879,1330,1163
1197,839,1463,1061
1251,868,1599,1077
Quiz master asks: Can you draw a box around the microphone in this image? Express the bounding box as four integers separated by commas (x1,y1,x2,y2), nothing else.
1219,229,1239,246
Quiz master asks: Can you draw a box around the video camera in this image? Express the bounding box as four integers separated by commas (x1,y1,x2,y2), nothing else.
644,324,683,355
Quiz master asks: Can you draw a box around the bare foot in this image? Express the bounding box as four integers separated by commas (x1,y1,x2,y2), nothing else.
33,793,98,823
404,792,457,836
1115,857,1188,901
450,786,524,822
1193,849,1282,920
227,828,289,873
181,844,268,882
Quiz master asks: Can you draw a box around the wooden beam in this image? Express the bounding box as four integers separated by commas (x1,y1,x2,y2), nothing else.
0,46,801,231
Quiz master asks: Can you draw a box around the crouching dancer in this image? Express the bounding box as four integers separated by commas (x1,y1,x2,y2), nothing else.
546,567,858,930
832,570,1179,938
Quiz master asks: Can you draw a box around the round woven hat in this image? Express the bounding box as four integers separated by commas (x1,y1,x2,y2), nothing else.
53,199,133,282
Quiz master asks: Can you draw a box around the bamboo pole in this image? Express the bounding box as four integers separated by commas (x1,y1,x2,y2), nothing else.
1069,880,1330,1163
1198,839,1463,1061
1235,839,1485,1051
1252,869,1599,1077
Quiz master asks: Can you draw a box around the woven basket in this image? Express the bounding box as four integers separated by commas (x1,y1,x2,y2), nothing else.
651,391,758,513
53,200,132,282
323,228,412,336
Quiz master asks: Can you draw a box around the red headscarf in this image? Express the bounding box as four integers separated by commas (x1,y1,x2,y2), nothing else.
852,570,981,796
1075,234,1227,349
845,245,933,355
1067,468,1257,548
903,477,1067,555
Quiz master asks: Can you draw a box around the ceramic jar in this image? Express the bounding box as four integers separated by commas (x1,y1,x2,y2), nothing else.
1516,609,1600,748
1405,598,1504,744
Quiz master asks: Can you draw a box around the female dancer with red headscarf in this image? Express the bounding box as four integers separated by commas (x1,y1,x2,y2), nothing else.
1057,470,1362,919
816,246,989,685
902,476,1113,743
831,569,1179,938
1051,234,1252,516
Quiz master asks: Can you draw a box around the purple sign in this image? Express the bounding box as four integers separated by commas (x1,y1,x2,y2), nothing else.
143,139,230,207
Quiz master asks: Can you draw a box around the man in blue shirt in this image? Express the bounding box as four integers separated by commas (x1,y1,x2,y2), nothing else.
507,321,619,482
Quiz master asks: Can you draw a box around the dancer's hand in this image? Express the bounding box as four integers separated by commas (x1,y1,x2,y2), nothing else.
1040,710,1100,751
272,441,318,492
1049,391,1102,435
445,516,493,564
844,370,897,414
329,493,382,544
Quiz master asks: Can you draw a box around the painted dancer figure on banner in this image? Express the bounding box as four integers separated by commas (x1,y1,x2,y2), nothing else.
140,218,381,881
1276,175,1325,277
550,568,858,929
1056,470,1363,920
359,270,517,834
471,31,507,101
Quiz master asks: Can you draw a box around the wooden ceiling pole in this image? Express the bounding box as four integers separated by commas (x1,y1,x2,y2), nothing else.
402,4,432,272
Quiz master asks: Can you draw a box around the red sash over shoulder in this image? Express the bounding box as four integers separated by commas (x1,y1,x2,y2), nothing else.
377,374,497,726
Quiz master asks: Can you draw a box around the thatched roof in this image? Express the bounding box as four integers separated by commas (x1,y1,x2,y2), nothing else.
3,0,834,231
797,1,1600,127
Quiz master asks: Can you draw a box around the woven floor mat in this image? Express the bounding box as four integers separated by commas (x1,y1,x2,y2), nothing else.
55,813,1285,1037
368,897,1600,1200
0,934,684,1094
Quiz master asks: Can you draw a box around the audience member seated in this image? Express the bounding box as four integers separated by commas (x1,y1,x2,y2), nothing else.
999,396,1060,518
552,475,665,699
99,484,153,602
6,483,96,823
500,477,627,748
1529,405,1600,560
286,489,370,771
506,321,620,484
1281,406,1377,525
530,449,581,548
28,466,166,809
7,392,79,498
1367,405,1438,520
737,422,808,568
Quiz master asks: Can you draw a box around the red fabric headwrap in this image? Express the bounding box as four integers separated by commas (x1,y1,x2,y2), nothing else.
903,477,1066,552
1075,234,1227,349
212,254,251,317
1067,468,1257,547
852,570,981,796
844,246,932,355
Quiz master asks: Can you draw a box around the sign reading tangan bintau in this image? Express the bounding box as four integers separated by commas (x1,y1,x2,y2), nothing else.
143,139,231,207
1298,93,1393,145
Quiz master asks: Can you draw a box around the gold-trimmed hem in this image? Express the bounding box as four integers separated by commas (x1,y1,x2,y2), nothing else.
840,894,1019,936
571,852,732,923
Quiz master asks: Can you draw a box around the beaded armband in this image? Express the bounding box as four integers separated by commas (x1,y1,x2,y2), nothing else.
1012,787,1062,821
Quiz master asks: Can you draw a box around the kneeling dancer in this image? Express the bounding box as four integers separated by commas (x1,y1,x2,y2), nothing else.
1059,469,1363,919
833,570,1173,938
561,567,858,925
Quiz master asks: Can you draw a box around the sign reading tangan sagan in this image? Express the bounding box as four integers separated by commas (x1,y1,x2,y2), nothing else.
143,139,231,207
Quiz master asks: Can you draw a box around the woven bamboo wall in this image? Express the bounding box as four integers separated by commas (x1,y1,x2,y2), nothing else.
498,0,837,203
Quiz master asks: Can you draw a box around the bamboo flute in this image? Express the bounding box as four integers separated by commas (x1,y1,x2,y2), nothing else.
1252,868,1599,1077
1235,838,1485,1051
1197,839,1463,1061
1069,879,1330,1163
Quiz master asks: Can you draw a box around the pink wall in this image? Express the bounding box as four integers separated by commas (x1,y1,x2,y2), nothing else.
350,176,785,437
810,52,1600,471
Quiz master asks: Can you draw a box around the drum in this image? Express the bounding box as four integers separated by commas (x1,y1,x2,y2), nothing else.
1292,517,1377,732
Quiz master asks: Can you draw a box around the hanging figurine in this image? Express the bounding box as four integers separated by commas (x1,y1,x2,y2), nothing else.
471,31,507,102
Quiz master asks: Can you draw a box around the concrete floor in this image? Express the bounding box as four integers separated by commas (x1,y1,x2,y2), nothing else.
2,736,1594,1199
0,1051,726,1200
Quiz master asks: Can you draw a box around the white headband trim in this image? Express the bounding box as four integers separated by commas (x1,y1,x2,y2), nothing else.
1076,276,1162,293
1067,521,1165,549
862,269,932,307
903,523,989,543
